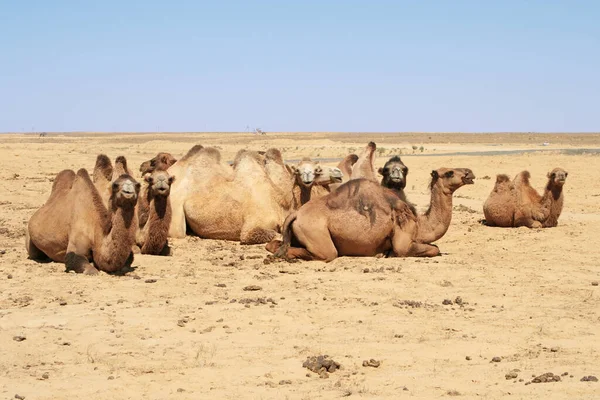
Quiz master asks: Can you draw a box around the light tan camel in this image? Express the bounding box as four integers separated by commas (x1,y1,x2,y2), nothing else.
142,146,289,243
136,169,175,255
483,168,567,228
26,168,140,274
266,167,475,261
350,142,378,181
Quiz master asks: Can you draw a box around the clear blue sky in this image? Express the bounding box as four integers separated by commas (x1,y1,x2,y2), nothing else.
1,1,598,132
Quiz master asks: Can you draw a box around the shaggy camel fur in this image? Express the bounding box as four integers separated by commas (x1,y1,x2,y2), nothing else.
26,169,140,274
378,155,416,215
267,168,475,262
483,168,567,228
139,152,178,175
144,145,287,243
136,169,175,255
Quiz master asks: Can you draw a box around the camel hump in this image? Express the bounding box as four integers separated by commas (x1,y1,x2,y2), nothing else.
495,174,511,184
515,170,531,184
180,144,204,162
265,148,284,164
200,147,222,163
95,154,112,170
76,168,92,180
347,154,359,164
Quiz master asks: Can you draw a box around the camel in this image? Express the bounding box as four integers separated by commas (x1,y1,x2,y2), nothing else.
288,158,343,209
266,167,475,262
483,168,567,228
26,168,140,274
142,145,291,243
136,169,175,255
378,155,416,215
139,152,178,175
350,142,378,181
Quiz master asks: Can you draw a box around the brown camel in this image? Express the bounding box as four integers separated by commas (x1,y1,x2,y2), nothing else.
378,155,416,215
483,168,567,228
136,169,175,255
139,152,178,175
266,167,475,262
26,168,140,274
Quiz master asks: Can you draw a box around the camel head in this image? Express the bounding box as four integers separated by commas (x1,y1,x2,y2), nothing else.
314,166,343,186
547,168,568,188
111,174,141,207
144,170,175,198
379,156,408,191
430,168,476,194
140,152,178,175
293,158,323,187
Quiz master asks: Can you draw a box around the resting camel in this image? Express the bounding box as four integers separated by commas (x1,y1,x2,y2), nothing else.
378,155,416,215
139,152,178,175
483,168,567,228
266,167,475,261
136,169,175,255
142,145,290,243
26,168,140,274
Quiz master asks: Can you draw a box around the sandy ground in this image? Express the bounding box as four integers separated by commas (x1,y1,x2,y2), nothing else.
1,132,599,399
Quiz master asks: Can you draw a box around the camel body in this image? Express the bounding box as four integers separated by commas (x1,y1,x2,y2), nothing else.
483,168,567,228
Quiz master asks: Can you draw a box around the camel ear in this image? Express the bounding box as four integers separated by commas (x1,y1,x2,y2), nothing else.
378,167,385,176
291,166,299,175
564,171,568,177
444,170,454,178
144,174,153,184
168,176,176,184
548,172,555,179
431,170,438,178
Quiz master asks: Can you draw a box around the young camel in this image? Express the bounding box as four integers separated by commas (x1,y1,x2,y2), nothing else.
483,167,567,228
266,167,475,262
26,169,140,274
136,169,175,255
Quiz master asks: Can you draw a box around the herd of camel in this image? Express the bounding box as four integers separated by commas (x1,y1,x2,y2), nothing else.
25,142,568,275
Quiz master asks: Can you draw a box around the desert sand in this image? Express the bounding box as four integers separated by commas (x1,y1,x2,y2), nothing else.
1,132,599,399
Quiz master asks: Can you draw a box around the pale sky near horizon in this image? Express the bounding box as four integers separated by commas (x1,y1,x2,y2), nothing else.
1,1,599,133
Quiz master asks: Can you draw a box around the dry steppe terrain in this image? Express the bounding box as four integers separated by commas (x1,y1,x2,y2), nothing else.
1,132,599,399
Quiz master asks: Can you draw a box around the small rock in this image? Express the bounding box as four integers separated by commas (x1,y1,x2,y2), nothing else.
550,347,559,352
454,296,464,305
491,357,501,363
362,359,381,368
215,283,227,288
465,356,471,361
13,336,26,342
15,395,25,400
59,301,67,306
145,279,157,283
42,372,49,379
506,371,519,380
363,268,370,273
442,299,453,305
177,388,185,393
592,281,598,286
243,285,262,291
581,375,598,382
532,372,561,383
279,380,292,385
108,376,115,380
7,274,12,279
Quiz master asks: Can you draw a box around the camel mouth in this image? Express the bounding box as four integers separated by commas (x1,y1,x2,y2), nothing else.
330,176,343,183
390,177,405,183
121,190,136,199
462,177,475,185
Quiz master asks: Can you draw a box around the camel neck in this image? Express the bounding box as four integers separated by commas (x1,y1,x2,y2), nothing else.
299,185,312,206
415,184,453,243
540,183,564,227
150,195,169,219
94,204,136,272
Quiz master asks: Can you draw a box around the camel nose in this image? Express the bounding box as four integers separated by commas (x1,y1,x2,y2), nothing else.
301,171,315,184
390,168,404,181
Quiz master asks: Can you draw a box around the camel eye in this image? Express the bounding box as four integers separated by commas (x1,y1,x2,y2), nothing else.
444,171,454,178
565,172,568,177
403,167,408,175
112,182,119,191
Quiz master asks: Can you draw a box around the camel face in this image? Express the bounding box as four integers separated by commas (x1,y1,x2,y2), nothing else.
431,168,475,192
379,156,408,190
140,152,178,175
294,159,323,187
548,168,568,187
314,167,343,185
112,175,140,205
145,171,175,197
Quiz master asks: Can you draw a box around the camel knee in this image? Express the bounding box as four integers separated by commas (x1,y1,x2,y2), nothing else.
265,240,282,254
241,227,277,245
409,243,440,258
65,252,94,274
